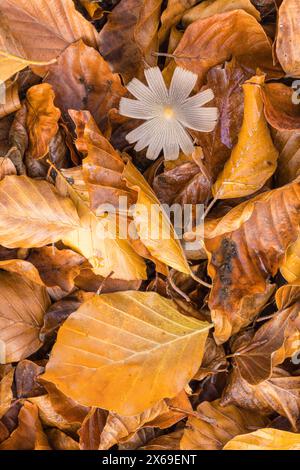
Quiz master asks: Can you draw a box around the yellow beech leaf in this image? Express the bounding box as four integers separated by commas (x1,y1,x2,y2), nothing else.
26,84,61,160
224,428,300,450
42,291,211,415
0,272,50,364
0,51,57,83
0,175,80,248
281,235,300,282
62,196,147,281
123,160,191,275
212,75,278,199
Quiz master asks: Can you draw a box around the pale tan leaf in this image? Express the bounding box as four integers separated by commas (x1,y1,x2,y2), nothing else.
182,0,260,26
0,175,80,249
276,0,300,77
224,428,300,450
0,272,50,363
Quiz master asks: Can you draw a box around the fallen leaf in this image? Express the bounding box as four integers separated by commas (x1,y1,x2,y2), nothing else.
0,175,80,249
0,272,50,363
0,401,50,450
123,159,192,275
0,80,20,119
79,0,103,20
0,368,14,418
158,1,198,44
42,291,211,415
7,104,27,174
193,59,251,181
15,360,45,399
261,82,300,131
79,408,108,450
27,247,84,294
45,40,126,131
180,399,268,450
99,0,162,83
26,84,61,160
205,180,300,343
231,301,300,384
46,428,79,450
182,0,261,26
222,368,300,430
141,429,183,450
272,129,300,186
276,0,300,77
153,151,211,206
212,74,278,199
174,10,281,84
281,236,300,282
0,0,98,80
224,428,300,450
0,157,16,180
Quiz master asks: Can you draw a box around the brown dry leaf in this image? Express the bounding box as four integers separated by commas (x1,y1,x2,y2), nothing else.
0,271,50,363
0,115,13,156
273,129,300,186
6,103,27,174
0,175,80,249
0,0,98,81
174,10,281,84
182,0,261,25
15,360,45,399
261,82,300,131
79,0,103,20
212,74,278,199
0,401,50,450
231,301,300,385
193,59,251,181
0,80,20,118
98,402,170,450
205,180,300,343
224,428,300,450
0,259,45,286
281,236,300,282
99,0,162,83
29,394,83,434
45,40,126,131
134,0,163,67
26,84,61,160
222,368,300,430
194,336,227,381
42,292,211,415
0,368,14,418
276,0,300,77
158,1,198,44
46,428,79,450
141,429,183,450
0,157,16,180
39,292,88,344
27,247,85,294
75,267,142,294
180,399,268,450
79,408,108,450
96,393,189,450
152,151,211,206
